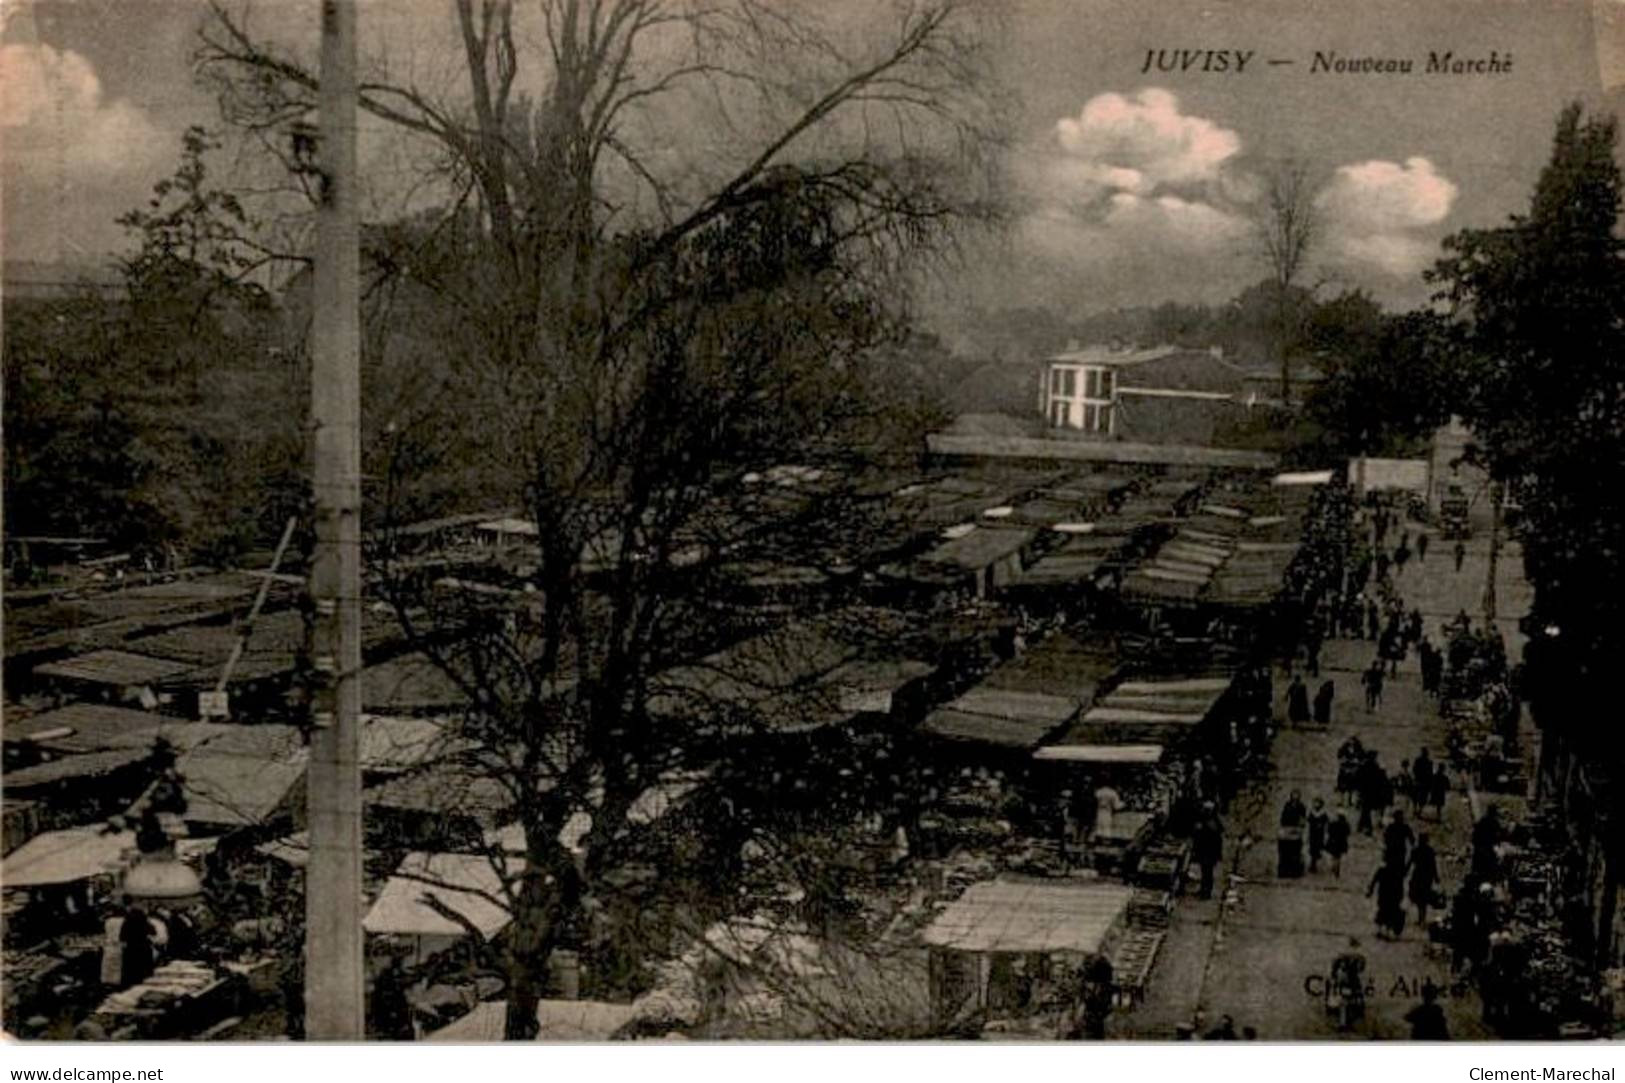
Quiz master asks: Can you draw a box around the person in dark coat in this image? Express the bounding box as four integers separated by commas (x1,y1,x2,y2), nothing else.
1409,833,1440,929
1368,860,1408,939
1415,532,1430,565
119,905,154,989
1326,813,1352,878
1287,675,1311,726
1192,804,1224,900
1412,749,1434,814
1428,766,1449,820
1307,798,1329,872
1383,809,1416,871
1313,679,1335,726
1471,807,1502,881
1358,751,1384,832
1362,661,1385,712
1405,980,1449,1040
1453,539,1468,573
1278,791,1307,878
1366,599,1381,640
1394,540,1411,574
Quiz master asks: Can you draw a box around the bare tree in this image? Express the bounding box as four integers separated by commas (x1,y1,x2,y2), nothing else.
1248,158,1319,403
195,0,1004,1038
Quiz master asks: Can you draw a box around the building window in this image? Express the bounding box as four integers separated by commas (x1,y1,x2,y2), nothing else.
1046,362,1115,434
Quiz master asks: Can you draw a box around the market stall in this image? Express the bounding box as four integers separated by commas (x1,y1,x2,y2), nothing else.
89,960,240,1039
922,876,1132,1034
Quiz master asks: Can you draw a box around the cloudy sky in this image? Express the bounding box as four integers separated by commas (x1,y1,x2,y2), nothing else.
1,0,1616,316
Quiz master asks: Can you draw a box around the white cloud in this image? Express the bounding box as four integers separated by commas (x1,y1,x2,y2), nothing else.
1,42,167,175
1317,156,1459,275
1010,89,1251,306
1054,88,1242,193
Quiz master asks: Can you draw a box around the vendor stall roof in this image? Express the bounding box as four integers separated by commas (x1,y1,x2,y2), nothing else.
1032,744,1164,765
921,878,1133,955
922,687,1079,749
33,649,197,687
1080,706,1207,726
166,748,307,827
2,826,134,887
3,703,165,753
363,850,520,939
1115,677,1232,695
359,715,447,773
3,747,153,789
427,999,638,1042
920,526,1036,571
1272,469,1335,486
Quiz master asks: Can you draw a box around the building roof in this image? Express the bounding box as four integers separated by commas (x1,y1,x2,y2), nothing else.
33,649,198,687
920,878,1133,955
363,850,519,939
2,826,135,887
426,999,638,1042
1048,345,1182,368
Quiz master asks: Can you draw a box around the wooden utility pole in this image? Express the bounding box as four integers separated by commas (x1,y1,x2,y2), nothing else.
1483,480,1502,625
306,0,364,1040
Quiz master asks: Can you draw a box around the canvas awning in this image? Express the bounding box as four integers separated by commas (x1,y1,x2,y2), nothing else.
1081,706,1207,725
922,687,1079,749
2,827,133,887
1032,744,1164,765
921,878,1132,955
363,850,520,939
33,649,196,687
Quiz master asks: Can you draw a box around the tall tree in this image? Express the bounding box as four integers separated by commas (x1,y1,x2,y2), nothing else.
1428,101,1625,967
1248,158,1320,403
195,0,1003,1037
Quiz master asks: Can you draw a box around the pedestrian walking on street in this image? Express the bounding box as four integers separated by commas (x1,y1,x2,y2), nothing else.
1337,734,1364,804
1383,808,1416,871
1407,607,1425,646
1307,798,1329,872
1471,806,1503,882
1409,833,1440,929
1405,981,1450,1040
1394,540,1411,575
1287,674,1311,726
1416,532,1430,564
1428,765,1449,820
1278,791,1307,878
1369,859,1408,939
1366,599,1381,641
1362,660,1385,712
1313,679,1335,726
1357,754,1384,835
1193,803,1224,900
1453,539,1468,573
1326,813,1351,877
1412,749,1434,815
1375,550,1391,583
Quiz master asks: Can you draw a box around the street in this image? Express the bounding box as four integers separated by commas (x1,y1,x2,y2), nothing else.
1119,519,1536,1040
